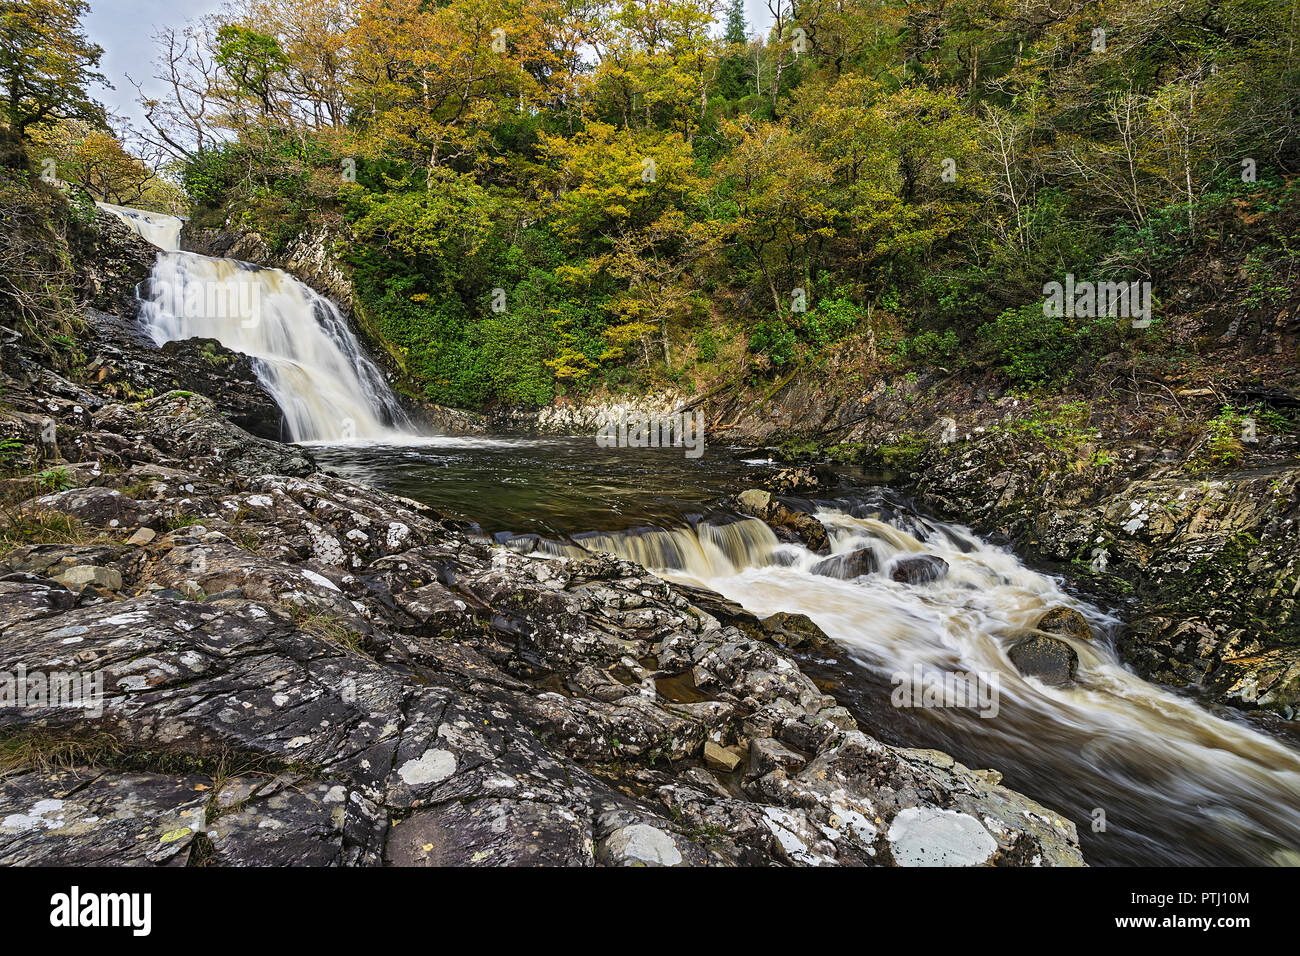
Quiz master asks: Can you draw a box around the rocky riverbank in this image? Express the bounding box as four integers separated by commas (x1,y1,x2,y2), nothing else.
0,358,1086,865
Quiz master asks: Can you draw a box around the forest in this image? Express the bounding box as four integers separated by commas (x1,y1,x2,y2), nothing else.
5,0,1299,411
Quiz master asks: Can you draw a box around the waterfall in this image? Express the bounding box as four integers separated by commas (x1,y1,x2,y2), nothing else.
97,201,416,443
137,251,413,442
526,517,782,578
96,201,184,252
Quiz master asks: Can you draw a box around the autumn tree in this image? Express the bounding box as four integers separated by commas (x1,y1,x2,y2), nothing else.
708,115,835,316
29,118,185,209
0,0,106,138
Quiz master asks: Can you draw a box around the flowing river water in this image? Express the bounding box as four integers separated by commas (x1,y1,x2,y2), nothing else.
103,203,1300,867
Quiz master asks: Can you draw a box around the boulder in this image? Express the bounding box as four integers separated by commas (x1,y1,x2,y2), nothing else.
812,548,877,579
747,736,806,777
733,488,830,553
51,565,122,591
1036,606,1093,642
768,505,830,553
704,741,744,773
759,611,835,650
890,554,949,585
1008,633,1078,686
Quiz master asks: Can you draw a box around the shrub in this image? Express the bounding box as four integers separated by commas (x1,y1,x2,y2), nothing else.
978,304,1082,388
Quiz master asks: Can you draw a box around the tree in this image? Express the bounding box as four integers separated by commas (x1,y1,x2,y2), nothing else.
709,115,835,316
29,118,185,209
0,0,106,138
131,20,222,162
715,0,752,99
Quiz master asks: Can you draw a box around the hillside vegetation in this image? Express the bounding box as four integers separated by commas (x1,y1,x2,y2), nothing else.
5,0,1299,416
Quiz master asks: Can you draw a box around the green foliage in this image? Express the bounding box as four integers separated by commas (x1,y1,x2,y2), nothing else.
748,319,797,368
0,435,25,472
903,328,961,366
979,304,1087,388
694,328,719,362
797,297,865,347
999,400,1096,455
0,0,106,137
139,0,1300,407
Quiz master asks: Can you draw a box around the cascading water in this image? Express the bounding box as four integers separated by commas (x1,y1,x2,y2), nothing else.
137,252,412,442
522,498,1300,866
97,200,415,443
96,201,185,252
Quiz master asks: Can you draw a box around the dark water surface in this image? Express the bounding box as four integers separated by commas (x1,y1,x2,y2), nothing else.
311,436,796,534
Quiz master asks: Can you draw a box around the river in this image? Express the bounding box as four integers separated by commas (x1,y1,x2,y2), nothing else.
312,437,1300,867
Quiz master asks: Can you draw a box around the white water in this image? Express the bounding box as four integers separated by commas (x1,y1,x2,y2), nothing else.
138,251,413,442
537,503,1300,865
96,201,185,252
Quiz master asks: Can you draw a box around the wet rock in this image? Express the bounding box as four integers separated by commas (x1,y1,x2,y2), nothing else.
890,554,949,585
1036,606,1093,642
74,212,159,314
812,548,878,579
733,488,830,553
1206,647,1300,711
767,506,829,553
0,345,1090,867
1008,633,1079,686
87,310,284,440
910,423,1300,714
759,611,835,650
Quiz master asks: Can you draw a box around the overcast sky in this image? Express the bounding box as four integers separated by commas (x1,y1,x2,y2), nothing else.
84,0,778,130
